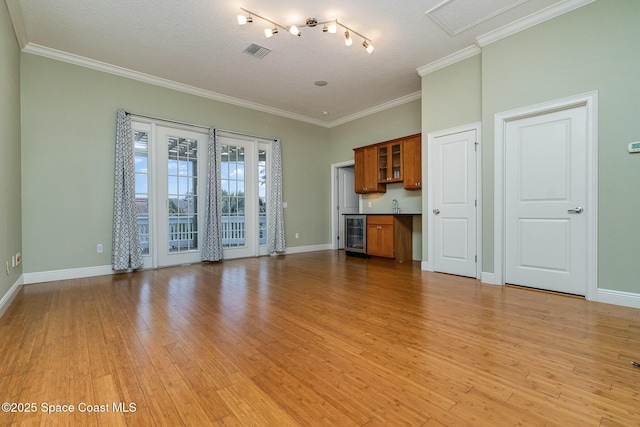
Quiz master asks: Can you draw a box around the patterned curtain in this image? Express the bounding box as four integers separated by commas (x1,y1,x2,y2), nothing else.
201,128,224,261
112,109,143,270
268,139,286,253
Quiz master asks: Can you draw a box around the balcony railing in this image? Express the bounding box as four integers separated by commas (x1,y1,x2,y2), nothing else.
137,215,266,252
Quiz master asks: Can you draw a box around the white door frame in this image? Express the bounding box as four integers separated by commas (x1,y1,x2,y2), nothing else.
426,122,482,279
493,91,598,300
331,160,358,250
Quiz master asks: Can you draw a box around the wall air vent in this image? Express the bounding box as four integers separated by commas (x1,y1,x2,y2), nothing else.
243,43,271,59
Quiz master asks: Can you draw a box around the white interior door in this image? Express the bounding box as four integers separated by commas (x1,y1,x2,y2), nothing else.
432,129,477,277
156,126,207,267
337,167,358,249
505,106,587,295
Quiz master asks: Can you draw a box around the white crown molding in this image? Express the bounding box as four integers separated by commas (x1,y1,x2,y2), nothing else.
325,91,422,128
22,43,333,128
417,45,482,77
21,43,421,129
5,0,28,49
476,0,598,47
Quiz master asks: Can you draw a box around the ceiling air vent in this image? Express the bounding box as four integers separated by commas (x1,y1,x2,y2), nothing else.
243,43,271,59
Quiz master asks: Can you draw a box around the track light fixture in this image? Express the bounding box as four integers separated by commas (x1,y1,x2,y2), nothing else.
237,8,375,54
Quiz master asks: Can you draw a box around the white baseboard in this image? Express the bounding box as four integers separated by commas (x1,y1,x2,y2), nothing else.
596,288,640,310
285,244,332,255
421,260,434,271
23,265,114,284
481,272,501,285
0,275,24,319
22,246,331,284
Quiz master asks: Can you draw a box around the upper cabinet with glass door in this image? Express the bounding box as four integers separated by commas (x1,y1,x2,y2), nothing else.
377,140,403,183
353,133,421,193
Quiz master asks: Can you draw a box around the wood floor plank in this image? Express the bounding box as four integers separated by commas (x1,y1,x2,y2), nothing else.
1,251,640,425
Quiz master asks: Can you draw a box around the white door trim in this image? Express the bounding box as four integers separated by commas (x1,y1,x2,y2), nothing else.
494,91,598,300
330,160,357,250
426,122,482,279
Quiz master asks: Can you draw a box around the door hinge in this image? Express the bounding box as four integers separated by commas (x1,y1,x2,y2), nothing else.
475,255,477,263
475,199,477,207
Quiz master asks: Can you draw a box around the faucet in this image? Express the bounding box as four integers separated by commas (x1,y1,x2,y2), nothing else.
392,199,400,214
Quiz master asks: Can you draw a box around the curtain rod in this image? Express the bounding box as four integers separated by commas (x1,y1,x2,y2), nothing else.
124,110,277,142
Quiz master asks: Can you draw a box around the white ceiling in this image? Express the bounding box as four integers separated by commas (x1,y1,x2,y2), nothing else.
6,0,593,127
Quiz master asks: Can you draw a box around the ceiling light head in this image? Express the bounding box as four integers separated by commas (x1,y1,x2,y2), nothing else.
264,27,278,38
344,30,353,46
363,41,375,54
289,25,301,36
323,22,337,33
237,14,252,25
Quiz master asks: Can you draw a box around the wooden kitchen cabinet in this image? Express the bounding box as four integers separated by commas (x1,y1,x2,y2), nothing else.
366,215,413,261
377,140,403,183
403,134,422,190
354,146,386,194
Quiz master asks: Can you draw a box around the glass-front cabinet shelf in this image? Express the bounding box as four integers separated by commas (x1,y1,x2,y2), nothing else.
378,141,403,183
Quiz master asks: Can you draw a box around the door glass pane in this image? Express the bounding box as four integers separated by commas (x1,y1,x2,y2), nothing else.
134,131,150,255
258,149,267,245
221,144,246,247
167,136,198,253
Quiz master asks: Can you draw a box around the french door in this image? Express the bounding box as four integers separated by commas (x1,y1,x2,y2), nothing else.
133,122,269,267
218,135,269,259
155,126,207,266
133,122,207,268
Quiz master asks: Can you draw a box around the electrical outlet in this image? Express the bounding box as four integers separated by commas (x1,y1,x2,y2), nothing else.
5,261,9,275
97,244,103,254
295,233,299,239
16,252,21,265
11,256,15,268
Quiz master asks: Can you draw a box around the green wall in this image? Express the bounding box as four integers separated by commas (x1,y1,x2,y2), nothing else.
20,54,330,273
421,55,482,260
421,0,640,294
481,0,640,293
0,1,22,302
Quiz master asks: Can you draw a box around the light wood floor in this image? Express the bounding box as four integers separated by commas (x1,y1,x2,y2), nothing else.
1,251,640,426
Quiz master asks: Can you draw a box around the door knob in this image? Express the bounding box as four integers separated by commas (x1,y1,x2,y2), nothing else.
567,207,584,214
433,209,440,215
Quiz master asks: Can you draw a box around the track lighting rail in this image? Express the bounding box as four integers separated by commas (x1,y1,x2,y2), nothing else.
238,7,374,53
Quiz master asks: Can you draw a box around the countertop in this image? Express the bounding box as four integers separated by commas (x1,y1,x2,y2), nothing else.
343,213,421,216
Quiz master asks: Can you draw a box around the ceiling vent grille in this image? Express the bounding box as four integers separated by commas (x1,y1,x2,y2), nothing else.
243,43,271,59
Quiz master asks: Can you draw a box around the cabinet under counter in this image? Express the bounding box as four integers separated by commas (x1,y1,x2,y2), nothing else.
344,214,419,262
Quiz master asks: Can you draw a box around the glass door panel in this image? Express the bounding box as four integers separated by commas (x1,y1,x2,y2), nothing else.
258,148,267,246
157,126,206,267
167,136,199,253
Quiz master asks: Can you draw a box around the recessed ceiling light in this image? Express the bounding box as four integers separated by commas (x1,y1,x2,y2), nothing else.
314,80,328,87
